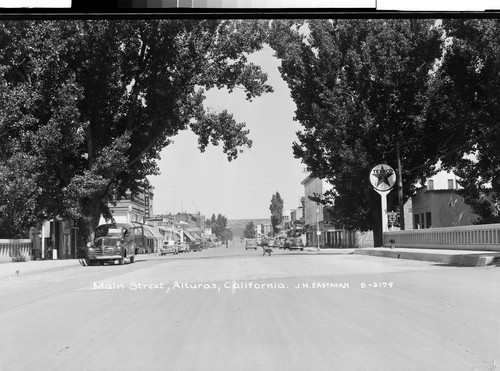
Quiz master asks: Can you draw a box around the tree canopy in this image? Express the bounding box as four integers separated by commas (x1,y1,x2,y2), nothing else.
0,19,272,240
269,19,448,244
428,19,500,223
243,221,256,238
206,213,229,240
269,18,500,242
269,191,284,234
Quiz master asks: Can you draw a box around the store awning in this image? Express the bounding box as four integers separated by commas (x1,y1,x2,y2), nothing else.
142,226,155,238
143,225,163,241
160,226,182,238
147,226,164,239
184,231,196,242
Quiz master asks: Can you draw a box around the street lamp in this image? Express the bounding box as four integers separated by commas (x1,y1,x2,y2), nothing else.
316,207,320,252
125,189,132,223
127,204,132,224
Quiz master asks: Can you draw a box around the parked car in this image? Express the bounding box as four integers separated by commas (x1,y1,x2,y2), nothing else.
289,237,304,251
189,240,203,252
177,242,190,253
245,238,258,250
268,239,275,248
284,237,295,249
160,240,178,256
86,224,137,266
86,236,135,265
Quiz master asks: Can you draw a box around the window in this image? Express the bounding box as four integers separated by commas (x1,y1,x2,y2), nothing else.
414,214,420,229
427,179,434,190
448,179,454,189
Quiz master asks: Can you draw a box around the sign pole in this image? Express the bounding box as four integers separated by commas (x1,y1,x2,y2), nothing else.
377,189,389,232
369,164,397,245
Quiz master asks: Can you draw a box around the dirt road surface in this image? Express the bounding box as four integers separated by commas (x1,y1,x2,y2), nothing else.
1,242,499,371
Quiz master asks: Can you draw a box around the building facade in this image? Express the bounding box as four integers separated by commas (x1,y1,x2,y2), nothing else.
109,181,154,224
300,176,333,248
410,169,478,229
255,223,272,237
412,187,476,228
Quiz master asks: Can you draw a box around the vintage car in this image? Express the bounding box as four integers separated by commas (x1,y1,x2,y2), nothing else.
283,237,295,249
160,240,178,256
189,240,203,252
177,242,190,253
289,237,305,251
276,237,285,248
245,238,258,250
86,235,136,266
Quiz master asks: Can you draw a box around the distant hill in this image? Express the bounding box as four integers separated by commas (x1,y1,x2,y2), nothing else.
227,218,269,227
227,218,270,237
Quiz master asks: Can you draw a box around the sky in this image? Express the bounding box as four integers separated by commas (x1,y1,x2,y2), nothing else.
148,47,307,220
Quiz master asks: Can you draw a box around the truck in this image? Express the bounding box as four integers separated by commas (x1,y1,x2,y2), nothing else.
85,222,143,266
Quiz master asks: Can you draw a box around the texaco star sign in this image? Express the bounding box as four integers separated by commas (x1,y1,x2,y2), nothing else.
370,164,396,192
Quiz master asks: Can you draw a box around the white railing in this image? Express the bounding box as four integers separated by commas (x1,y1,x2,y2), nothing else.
384,224,500,251
0,239,33,263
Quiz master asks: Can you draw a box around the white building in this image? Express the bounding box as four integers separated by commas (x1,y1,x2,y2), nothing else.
281,209,292,230
300,176,333,247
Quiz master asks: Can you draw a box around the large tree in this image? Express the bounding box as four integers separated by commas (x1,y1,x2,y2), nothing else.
269,19,444,245
243,221,256,238
427,19,500,224
206,213,229,239
0,19,272,241
269,191,283,234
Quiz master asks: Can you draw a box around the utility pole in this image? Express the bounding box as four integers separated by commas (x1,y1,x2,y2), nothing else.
396,142,405,230
316,207,320,252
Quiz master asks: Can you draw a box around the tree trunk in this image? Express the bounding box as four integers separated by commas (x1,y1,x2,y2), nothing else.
78,196,103,247
368,190,383,247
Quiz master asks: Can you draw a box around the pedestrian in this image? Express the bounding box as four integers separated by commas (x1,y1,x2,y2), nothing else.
225,240,228,248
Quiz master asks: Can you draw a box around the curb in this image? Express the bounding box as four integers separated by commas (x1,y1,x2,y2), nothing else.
0,259,84,279
353,248,500,267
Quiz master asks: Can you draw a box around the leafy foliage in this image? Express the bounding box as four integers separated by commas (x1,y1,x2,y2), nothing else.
206,213,230,240
269,19,444,244
243,221,256,238
431,19,500,223
269,191,284,234
0,20,272,239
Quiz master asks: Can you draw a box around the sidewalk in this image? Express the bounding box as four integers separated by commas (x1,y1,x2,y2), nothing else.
303,247,355,254
354,247,500,267
0,259,84,279
302,245,500,267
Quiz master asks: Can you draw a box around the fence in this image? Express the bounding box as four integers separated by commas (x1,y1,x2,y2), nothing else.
384,224,500,251
323,229,374,248
0,239,33,263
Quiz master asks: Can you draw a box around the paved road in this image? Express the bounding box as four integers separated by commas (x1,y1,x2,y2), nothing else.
1,241,499,371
